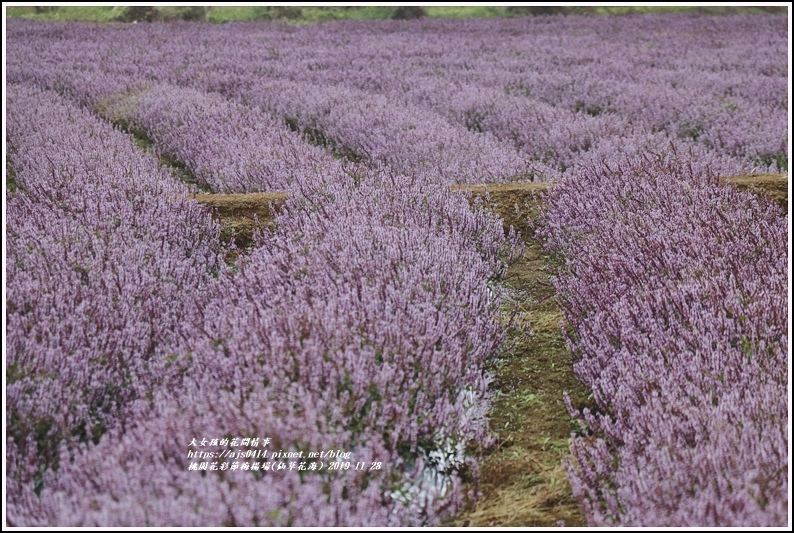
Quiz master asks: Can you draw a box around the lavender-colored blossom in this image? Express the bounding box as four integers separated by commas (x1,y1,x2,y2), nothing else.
539,155,787,526
101,84,347,193
236,80,536,184
6,84,229,520
5,12,787,527
12,169,521,526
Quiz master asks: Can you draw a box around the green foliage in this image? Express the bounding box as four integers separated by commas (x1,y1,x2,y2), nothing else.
508,6,572,16
678,121,704,141
246,6,303,21
155,6,208,22
755,152,788,172
392,6,426,20
6,156,18,193
302,6,395,23
6,5,787,24
204,6,266,22
777,154,788,172
575,101,604,117
112,6,158,23
424,6,507,19
6,6,119,22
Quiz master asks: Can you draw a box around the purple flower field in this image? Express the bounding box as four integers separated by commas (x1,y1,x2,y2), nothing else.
4,13,789,527
540,156,788,525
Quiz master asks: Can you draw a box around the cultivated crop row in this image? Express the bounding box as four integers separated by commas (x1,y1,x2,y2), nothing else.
100,84,345,193
7,83,229,519
539,156,788,526
6,84,522,526
7,14,786,190
235,80,540,183
265,15,786,172
5,13,788,527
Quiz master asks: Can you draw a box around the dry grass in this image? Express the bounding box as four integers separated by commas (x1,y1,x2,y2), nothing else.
725,173,788,212
193,192,288,248
453,182,550,237
448,235,592,527
450,172,787,526
194,191,288,220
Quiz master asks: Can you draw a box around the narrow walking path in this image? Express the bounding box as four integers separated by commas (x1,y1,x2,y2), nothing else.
449,216,591,527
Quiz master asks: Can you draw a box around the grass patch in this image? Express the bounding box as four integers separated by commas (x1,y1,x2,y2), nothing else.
8,5,786,24
206,6,281,23
6,156,18,194
449,237,592,527
298,6,395,23
424,6,508,19
104,114,213,193
6,6,118,22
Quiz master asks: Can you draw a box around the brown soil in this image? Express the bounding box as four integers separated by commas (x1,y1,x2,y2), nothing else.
456,173,788,217
443,188,594,527
193,192,288,248
447,172,787,526
452,182,551,237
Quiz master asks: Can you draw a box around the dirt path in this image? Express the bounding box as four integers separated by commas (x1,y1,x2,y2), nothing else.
725,174,788,212
443,187,592,527
449,236,592,527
